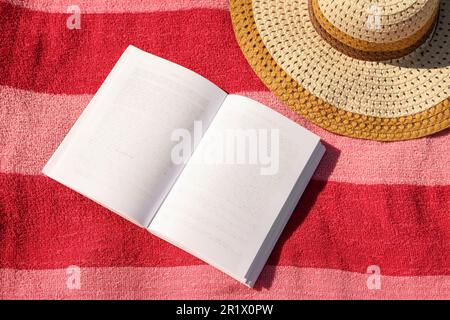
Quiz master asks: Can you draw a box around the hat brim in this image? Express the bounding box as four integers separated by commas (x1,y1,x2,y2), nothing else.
230,0,450,141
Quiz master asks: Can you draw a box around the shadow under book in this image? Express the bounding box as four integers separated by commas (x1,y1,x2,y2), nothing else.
43,45,325,287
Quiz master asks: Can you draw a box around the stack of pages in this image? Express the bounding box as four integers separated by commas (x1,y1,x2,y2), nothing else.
43,46,325,287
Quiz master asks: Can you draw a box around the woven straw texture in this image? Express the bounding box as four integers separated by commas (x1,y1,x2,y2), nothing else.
318,0,440,43
230,0,450,140
311,0,439,60
253,0,450,117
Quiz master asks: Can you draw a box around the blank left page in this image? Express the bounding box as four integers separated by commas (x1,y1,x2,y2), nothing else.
43,45,227,227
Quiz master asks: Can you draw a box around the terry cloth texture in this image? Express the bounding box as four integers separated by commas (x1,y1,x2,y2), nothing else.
0,0,449,299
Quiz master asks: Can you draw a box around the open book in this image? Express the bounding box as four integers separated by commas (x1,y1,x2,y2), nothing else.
43,45,325,287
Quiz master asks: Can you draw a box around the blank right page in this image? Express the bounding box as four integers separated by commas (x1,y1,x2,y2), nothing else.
149,94,321,284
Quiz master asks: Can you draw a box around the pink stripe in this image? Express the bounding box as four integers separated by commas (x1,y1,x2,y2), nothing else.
241,91,450,185
1,266,449,299
1,86,449,185
0,86,92,175
1,0,229,13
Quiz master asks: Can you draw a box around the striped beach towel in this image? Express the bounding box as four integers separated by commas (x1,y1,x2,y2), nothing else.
0,0,449,299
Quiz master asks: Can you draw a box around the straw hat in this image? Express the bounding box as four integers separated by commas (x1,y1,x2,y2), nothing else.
230,0,450,140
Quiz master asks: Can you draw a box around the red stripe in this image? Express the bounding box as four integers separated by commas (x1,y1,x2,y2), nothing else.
1,173,449,275
0,2,265,94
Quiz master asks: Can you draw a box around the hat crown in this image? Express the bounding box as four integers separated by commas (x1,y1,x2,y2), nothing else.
316,0,440,44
